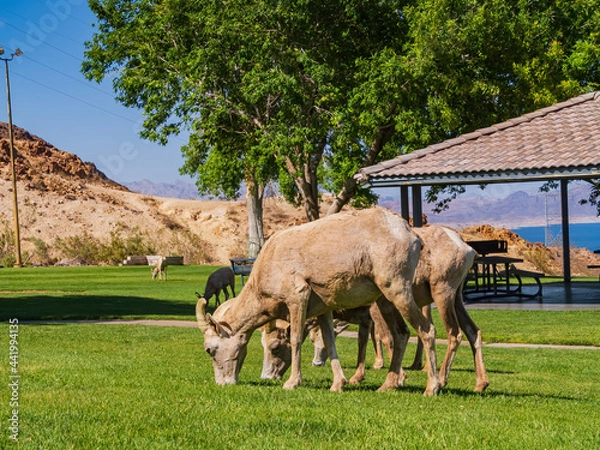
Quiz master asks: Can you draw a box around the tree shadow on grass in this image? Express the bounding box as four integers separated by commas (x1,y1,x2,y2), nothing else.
285,379,588,401
440,386,587,402
430,366,517,375
0,294,195,321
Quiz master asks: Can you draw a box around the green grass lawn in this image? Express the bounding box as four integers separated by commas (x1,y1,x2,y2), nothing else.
0,265,235,320
1,323,599,449
1,265,600,346
1,266,599,448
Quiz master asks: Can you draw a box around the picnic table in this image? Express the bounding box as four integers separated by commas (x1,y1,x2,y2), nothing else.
229,257,256,285
470,255,525,296
589,249,600,281
464,240,544,300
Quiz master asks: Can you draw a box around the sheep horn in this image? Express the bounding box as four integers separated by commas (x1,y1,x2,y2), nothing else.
195,298,213,333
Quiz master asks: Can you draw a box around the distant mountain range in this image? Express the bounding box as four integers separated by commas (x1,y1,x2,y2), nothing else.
123,179,206,200
2,120,596,267
377,182,599,228
124,178,599,228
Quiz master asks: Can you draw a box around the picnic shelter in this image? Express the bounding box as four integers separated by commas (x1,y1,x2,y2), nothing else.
356,91,600,281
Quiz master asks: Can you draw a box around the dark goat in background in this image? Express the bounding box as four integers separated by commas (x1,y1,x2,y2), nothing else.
196,267,236,307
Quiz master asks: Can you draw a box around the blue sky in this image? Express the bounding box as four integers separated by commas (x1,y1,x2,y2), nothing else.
0,0,190,185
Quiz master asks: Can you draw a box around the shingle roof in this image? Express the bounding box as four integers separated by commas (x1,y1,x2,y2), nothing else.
357,91,600,187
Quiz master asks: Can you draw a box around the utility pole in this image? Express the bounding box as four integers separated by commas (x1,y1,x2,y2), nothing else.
0,46,23,267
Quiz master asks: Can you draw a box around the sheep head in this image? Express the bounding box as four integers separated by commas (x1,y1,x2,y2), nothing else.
196,298,248,385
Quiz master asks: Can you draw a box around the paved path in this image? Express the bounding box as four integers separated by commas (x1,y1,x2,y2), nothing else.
24,319,600,351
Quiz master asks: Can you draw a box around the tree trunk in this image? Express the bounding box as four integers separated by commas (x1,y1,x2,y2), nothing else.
327,177,358,216
285,139,326,222
327,122,396,216
285,156,321,222
246,175,265,257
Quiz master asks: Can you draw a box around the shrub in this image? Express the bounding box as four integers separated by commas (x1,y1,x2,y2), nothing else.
54,224,157,266
0,220,25,267
99,224,156,265
26,236,54,265
54,231,102,264
524,245,555,275
168,230,213,264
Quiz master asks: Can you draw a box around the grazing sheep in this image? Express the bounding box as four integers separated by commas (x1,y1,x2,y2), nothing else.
200,267,236,307
151,256,168,281
196,208,439,395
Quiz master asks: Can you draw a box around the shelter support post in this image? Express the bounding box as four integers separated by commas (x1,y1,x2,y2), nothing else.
400,186,410,221
560,180,571,282
397,185,423,227
412,185,423,227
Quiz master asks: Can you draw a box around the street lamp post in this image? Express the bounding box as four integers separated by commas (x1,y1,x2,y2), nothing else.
0,46,23,267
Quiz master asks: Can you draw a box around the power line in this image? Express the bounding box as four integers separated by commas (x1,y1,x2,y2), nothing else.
10,69,191,148
1,12,190,148
11,70,139,124
24,55,114,98
1,15,120,109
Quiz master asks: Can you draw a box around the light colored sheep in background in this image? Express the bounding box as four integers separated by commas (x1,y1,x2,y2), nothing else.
151,256,168,281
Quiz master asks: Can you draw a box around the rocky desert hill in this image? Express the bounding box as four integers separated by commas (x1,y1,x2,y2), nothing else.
0,122,599,275
0,122,331,265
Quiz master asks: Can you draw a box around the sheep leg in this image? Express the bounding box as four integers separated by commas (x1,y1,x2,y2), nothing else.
317,311,348,392
434,290,462,388
369,304,393,369
382,284,441,396
282,279,310,390
376,300,409,392
348,322,369,384
408,304,431,371
454,290,489,392
371,323,385,369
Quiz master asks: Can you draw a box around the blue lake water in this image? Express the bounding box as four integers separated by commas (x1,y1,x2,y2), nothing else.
511,222,600,252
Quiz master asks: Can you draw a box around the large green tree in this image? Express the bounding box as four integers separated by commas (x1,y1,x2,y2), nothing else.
83,0,283,255
405,0,600,211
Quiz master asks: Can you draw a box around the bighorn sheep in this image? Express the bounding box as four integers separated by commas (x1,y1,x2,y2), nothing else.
196,208,442,395
198,267,236,307
262,225,490,393
151,256,167,281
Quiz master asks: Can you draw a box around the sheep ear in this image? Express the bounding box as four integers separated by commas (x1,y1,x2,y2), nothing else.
275,319,291,338
210,317,232,338
275,319,290,330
